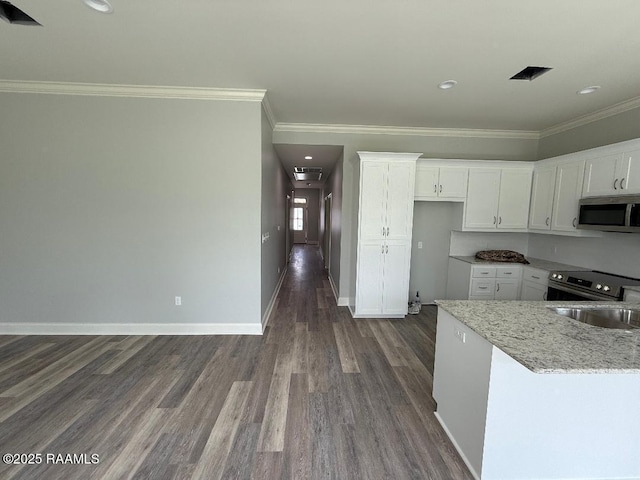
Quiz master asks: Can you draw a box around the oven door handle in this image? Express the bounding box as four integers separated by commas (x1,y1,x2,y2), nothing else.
547,283,613,301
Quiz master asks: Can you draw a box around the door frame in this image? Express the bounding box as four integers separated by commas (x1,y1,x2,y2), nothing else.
292,195,309,244
323,193,332,272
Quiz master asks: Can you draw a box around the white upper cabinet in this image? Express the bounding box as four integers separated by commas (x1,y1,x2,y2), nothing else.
415,163,467,200
464,167,532,231
530,159,585,233
497,169,533,229
552,160,585,231
583,148,640,196
528,165,556,230
464,169,501,229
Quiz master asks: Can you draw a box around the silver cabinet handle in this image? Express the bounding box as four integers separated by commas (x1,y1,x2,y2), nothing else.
543,292,547,300
496,283,500,292
478,286,488,290
386,245,388,254
386,227,389,236
545,217,550,226
498,216,502,225
383,227,386,236
480,272,489,275
504,272,512,275
614,178,619,190
532,275,540,280
382,245,385,254
573,217,577,228
493,216,497,225
621,177,626,189
434,184,437,193
440,184,443,194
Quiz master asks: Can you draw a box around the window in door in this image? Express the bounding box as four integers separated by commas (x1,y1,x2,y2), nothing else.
293,198,307,231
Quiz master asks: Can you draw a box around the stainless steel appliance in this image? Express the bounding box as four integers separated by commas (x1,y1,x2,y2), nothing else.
547,270,640,301
577,195,640,232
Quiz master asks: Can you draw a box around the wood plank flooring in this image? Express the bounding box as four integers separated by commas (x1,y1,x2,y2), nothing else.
0,245,472,479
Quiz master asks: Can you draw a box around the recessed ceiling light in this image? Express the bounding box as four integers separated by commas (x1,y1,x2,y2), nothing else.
438,80,457,90
577,86,600,95
82,0,113,13
304,155,313,160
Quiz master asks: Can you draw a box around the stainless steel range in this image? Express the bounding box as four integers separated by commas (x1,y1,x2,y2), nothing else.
547,270,640,301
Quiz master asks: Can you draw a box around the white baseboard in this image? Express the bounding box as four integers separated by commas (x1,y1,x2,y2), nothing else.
434,412,481,480
0,322,263,335
261,266,288,332
328,273,349,307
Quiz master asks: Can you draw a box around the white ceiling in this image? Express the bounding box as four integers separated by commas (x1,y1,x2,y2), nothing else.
3,1,640,183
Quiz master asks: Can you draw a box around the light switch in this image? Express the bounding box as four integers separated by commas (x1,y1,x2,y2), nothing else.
417,241,423,249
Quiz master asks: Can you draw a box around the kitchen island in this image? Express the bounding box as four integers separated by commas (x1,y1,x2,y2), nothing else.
433,300,640,480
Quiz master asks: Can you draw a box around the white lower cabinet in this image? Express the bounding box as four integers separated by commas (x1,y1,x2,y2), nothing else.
521,267,549,301
447,258,522,300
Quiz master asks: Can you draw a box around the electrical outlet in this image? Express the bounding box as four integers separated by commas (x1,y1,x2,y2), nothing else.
454,328,466,343
175,296,182,306
417,241,423,249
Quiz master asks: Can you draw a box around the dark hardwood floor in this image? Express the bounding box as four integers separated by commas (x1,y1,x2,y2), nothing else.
0,245,472,479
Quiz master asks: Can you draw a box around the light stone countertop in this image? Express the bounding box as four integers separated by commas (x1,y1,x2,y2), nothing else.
435,300,640,374
450,255,590,272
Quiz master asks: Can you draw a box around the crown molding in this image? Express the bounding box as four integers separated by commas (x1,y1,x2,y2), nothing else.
273,122,540,140
261,93,277,129
540,95,640,138
0,80,266,102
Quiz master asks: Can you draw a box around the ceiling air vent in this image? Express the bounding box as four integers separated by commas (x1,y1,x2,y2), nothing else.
294,166,323,181
0,1,41,25
510,66,552,81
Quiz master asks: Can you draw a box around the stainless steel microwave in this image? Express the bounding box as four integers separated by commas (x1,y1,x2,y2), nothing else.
577,195,640,232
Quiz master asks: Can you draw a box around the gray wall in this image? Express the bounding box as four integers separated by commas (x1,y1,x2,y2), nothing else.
261,107,292,320
0,92,263,327
321,152,343,295
538,106,640,159
273,128,538,305
409,202,462,304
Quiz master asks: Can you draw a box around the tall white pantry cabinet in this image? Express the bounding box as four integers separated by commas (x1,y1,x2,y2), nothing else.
354,152,421,318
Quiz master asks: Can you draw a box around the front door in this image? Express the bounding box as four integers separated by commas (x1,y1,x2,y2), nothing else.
292,197,308,244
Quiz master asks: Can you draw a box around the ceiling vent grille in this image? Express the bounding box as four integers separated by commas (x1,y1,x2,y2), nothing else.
294,166,323,181
0,1,41,25
510,66,552,81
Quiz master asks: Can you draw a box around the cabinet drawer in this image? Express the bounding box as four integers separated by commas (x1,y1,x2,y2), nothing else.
496,266,521,278
472,267,496,278
523,267,548,285
470,279,495,296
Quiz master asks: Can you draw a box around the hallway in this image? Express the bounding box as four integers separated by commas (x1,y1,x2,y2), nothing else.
0,244,472,479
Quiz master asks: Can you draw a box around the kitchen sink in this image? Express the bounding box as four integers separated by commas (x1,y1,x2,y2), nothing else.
548,307,640,330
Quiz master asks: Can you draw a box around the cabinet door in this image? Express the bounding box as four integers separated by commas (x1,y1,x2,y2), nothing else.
439,167,468,198
521,281,547,301
497,169,532,230
582,153,621,197
386,162,416,241
381,241,411,314
464,169,501,229
355,241,384,315
359,161,388,240
415,165,439,198
619,149,640,194
495,279,519,300
552,160,584,231
529,165,556,230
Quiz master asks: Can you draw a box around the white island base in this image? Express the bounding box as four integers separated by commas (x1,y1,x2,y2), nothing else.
433,309,640,480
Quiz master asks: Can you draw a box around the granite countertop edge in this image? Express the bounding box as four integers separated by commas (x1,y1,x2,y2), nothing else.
449,255,590,272
435,300,640,375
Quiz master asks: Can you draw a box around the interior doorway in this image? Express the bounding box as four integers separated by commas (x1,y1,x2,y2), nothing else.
292,196,308,244
323,193,332,272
